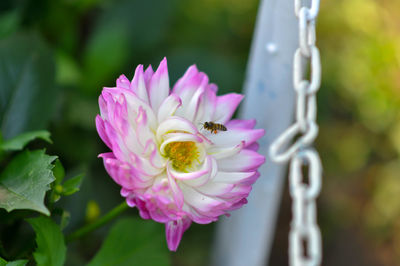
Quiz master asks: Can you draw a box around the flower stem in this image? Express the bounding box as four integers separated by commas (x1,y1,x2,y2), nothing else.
66,201,129,243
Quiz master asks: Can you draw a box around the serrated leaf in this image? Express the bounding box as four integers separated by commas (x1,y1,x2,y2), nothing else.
61,174,83,196
88,218,170,266
0,130,51,151
0,33,57,140
27,216,66,266
0,257,28,266
0,150,57,215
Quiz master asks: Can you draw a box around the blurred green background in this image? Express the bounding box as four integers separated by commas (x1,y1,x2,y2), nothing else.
0,0,399,265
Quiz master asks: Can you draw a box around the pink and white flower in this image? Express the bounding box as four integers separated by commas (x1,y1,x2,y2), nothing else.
96,58,265,251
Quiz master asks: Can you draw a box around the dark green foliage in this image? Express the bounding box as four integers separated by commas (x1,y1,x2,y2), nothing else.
0,257,28,266
0,131,51,151
27,216,66,266
88,218,170,266
0,33,57,140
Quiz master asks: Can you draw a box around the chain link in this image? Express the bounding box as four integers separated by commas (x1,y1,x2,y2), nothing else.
269,0,322,265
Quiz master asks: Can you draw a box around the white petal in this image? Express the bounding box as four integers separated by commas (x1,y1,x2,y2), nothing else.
168,165,209,180
207,141,244,160
213,171,256,184
156,116,198,143
206,128,264,148
182,84,205,121
135,106,156,149
149,58,170,113
194,84,217,124
194,181,234,196
104,87,158,131
157,93,182,123
182,155,217,187
130,152,164,176
131,65,149,103
179,182,227,213
217,149,265,172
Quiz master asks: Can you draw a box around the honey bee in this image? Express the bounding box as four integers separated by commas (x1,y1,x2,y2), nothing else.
201,121,227,134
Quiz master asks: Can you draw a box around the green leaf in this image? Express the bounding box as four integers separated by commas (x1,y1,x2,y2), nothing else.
27,216,66,266
6,261,28,266
88,218,170,266
0,257,28,266
52,160,65,185
49,160,65,203
55,52,81,87
0,10,20,39
0,33,57,140
82,0,173,94
82,25,129,94
0,130,51,151
0,150,57,215
60,210,71,230
61,174,83,196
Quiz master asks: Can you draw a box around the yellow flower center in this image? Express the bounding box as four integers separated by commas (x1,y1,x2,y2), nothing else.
164,141,199,172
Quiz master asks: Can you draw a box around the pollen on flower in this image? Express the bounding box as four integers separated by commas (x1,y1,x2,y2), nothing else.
164,141,199,172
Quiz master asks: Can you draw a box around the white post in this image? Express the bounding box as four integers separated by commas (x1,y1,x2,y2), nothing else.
212,0,298,265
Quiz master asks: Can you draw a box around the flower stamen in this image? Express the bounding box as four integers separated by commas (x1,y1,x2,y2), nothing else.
164,141,199,172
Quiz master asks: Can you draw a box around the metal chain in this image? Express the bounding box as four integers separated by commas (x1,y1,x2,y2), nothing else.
269,0,322,265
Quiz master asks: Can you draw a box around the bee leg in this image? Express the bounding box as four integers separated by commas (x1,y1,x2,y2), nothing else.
213,130,217,134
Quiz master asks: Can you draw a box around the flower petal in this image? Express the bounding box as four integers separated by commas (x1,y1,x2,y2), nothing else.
135,106,156,148
218,185,252,200
131,64,149,103
144,65,154,89
212,93,243,124
159,132,203,156
179,182,228,213
217,149,265,172
168,154,212,181
173,65,200,95
173,66,209,121
182,81,205,121
116,74,131,90
156,116,198,143
165,217,192,251
102,87,157,131
194,181,234,196
149,57,170,112
145,140,166,169
182,155,217,187
246,142,260,151
182,204,218,224
206,128,265,148
99,153,154,190
95,115,112,149
194,83,217,124
213,171,257,184
226,119,256,129
103,119,130,162
157,93,182,123
207,141,244,160
167,169,184,208
129,152,164,176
